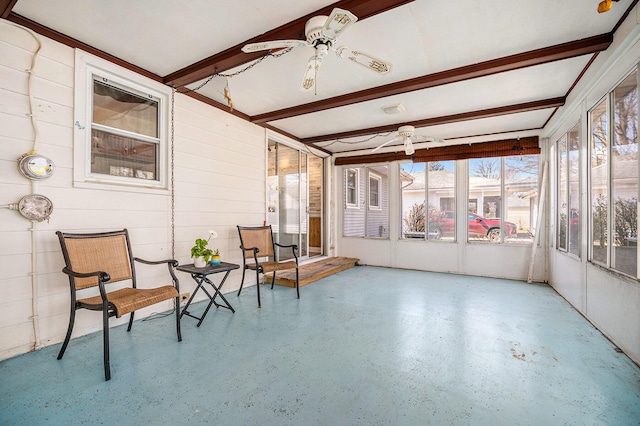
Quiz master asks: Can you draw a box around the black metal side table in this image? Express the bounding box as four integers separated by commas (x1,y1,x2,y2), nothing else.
177,261,239,327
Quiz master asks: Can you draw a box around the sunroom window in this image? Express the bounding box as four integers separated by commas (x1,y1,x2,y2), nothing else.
589,69,638,277
401,161,456,241
556,122,581,256
469,156,538,243
343,165,389,238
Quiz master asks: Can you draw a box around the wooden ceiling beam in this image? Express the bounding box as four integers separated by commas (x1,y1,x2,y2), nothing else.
300,97,565,144
0,0,18,19
252,33,611,124
334,136,540,166
163,0,414,88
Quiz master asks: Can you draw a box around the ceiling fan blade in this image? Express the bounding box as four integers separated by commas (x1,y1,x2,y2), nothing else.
372,137,400,153
418,136,445,144
322,8,358,40
300,55,323,92
336,47,392,74
241,40,308,53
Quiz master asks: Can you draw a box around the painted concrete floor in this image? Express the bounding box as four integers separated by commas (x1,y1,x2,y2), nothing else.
2,266,640,425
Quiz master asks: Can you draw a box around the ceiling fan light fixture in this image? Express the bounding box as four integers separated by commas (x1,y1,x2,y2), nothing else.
404,141,415,156
382,104,405,115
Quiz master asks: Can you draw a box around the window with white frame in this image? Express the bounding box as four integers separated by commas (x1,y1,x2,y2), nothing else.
74,50,170,191
345,168,359,207
343,165,389,238
468,155,538,243
589,68,638,277
401,161,456,241
369,173,381,209
556,122,581,256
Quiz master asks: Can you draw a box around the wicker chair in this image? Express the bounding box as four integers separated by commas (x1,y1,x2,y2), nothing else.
237,225,299,308
55,229,181,381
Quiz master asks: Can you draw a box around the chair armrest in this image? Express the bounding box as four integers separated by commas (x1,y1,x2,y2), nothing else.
275,242,298,250
239,245,260,254
62,266,112,301
274,243,298,262
133,258,180,291
134,257,179,268
62,266,110,282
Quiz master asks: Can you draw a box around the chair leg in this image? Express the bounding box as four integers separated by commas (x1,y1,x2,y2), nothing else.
126,311,135,332
295,267,300,299
271,272,276,289
57,306,76,360
237,267,246,296
102,309,111,381
175,295,182,342
255,269,261,308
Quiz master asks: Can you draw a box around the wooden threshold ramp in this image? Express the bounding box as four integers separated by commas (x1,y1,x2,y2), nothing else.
266,257,359,288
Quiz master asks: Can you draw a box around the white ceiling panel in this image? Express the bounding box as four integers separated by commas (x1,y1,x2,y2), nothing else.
7,0,633,155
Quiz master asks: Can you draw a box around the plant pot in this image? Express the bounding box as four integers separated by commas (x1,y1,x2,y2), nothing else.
193,256,207,268
210,255,221,265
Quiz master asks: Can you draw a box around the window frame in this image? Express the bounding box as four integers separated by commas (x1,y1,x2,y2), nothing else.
587,67,640,278
400,161,456,242
73,50,171,193
368,172,382,210
468,155,539,245
556,122,582,257
345,168,359,208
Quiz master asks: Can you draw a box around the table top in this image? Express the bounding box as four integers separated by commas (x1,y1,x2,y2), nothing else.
177,261,240,275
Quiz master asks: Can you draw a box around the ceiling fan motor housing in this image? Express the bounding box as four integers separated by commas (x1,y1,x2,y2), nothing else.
306,15,331,44
398,125,415,138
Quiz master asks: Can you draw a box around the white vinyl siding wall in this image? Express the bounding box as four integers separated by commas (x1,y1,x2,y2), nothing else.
367,173,389,238
0,24,266,359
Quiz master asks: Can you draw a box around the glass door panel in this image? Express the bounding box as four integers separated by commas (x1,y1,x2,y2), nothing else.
267,142,323,261
277,144,300,260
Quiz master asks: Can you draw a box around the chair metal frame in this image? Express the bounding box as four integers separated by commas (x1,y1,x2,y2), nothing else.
56,229,182,381
237,225,299,307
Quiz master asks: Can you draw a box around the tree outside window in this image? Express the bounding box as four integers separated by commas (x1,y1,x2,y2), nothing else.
589,68,638,277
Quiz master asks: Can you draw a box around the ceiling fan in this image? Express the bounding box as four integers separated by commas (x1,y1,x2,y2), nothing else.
241,8,392,92
372,125,444,156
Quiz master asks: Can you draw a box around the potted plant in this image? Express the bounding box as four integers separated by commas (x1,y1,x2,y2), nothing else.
210,248,221,265
191,238,213,268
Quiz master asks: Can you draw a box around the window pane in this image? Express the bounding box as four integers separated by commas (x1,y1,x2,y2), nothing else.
427,161,455,241
591,98,608,265
557,134,568,250
568,123,581,256
346,169,358,206
93,80,158,138
401,163,426,239
469,157,507,243
611,71,638,276
505,155,538,244
344,168,364,236
369,175,380,208
366,166,388,238
90,129,157,180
